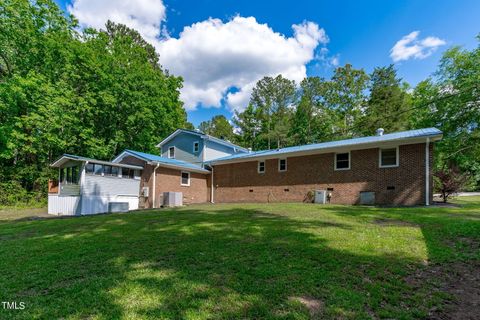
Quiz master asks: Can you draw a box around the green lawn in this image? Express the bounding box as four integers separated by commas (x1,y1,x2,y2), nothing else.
0,198,479,319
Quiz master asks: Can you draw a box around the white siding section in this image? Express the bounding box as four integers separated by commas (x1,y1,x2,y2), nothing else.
48,195,81,215
80,195,139,215
48,195,139,215
204,141,237,161
83,175,140,196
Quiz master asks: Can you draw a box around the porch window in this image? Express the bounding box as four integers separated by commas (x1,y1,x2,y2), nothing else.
181,171,190,186
60,166,79,184
122,167,135,179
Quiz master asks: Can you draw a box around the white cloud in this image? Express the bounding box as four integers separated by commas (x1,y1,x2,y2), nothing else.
157,17,328,111
390,31,446,62
68,0,166,43
68,1,329,112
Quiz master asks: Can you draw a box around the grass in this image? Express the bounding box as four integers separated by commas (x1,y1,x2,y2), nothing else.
0,198,479,319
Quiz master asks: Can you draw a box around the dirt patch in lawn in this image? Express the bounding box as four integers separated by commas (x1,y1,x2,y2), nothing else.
373,218,419,227
289,296,324,317
406,261,480,319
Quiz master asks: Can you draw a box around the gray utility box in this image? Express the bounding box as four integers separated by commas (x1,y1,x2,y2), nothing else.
108,202,129,213
163,192,183,207
314,190,327,204
360,192,375,205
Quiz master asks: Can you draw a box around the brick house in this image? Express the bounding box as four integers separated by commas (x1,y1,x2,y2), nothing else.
48,128,442,215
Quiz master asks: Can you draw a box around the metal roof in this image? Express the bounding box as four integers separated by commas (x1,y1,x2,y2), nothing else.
118,149,211,173
155,129,249,152
51,154,144,170
209,128,443,164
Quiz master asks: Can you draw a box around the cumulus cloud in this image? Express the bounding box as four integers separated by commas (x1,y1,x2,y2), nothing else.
69,1,329,112
390,31,446,62
68,0,166,43
157,17,328,111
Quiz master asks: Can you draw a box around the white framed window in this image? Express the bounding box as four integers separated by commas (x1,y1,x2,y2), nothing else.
278,158,287,172
258,161,265,173
335,152,350,170
181,171,190,186
193,141,199,153
168,146,175,158
379,147,399,168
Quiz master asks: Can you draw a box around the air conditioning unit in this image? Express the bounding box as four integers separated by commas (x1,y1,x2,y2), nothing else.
314,190,327,204
142,187,149,197
163,192,183,207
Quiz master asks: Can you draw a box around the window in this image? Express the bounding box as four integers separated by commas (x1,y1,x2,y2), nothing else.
379,147,399,168
193,141,199,153
103,165,112,176
60,166,79,184
86,163,94,174
111,166,119,177
168,146,175,158
335,152,350,170
181,171,190,186
278,159,287,172
93,164,103,175
258,161,265,173
121,167,133,179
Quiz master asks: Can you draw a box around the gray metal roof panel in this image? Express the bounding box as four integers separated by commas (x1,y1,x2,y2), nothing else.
210,128,442,163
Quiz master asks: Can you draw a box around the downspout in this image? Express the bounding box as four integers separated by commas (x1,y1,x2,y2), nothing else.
425,137,430,206
152,163,160,208
210,166,214,203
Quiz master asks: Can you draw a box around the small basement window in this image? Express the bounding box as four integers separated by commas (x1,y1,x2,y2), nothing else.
193,141,199,153
335,152,350,170
380,147,399,168
181,171,190,186
278,159,287,172
258,161,265,173
168,146,175,159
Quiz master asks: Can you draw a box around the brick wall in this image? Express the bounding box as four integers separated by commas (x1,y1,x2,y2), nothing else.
119,156,210,207
212,143,434,205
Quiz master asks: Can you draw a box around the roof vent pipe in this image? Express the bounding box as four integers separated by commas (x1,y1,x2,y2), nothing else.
376,128,384,136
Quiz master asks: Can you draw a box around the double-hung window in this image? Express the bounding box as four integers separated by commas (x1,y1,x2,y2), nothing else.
193,141,199,153
258,161,265,173
168,146,175,158
379,147,399,168
181,171,190,186
278,159,287,172
335,152,350,170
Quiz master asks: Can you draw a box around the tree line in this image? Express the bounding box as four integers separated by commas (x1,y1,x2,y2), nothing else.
0,0,189,204
1,0,479,205
200,40,480,190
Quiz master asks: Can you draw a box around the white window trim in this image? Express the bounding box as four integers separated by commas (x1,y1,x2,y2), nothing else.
334,152,351,171
181,171,190,186
278,158,287,172
193,141,199,153
168,146,175,159
379,146,399,168
258,161,266,174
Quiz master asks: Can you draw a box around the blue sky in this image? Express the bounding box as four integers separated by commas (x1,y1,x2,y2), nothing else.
55,0,479,126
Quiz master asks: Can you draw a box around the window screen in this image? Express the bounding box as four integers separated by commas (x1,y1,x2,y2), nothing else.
181,171,190,186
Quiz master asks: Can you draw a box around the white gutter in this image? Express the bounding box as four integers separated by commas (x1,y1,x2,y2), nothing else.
210,166,214,203
152,163,160,208
425,137,430,206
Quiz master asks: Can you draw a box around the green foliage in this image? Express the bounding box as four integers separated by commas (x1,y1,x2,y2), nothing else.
361,65,411,135
198,115,235,141
0,0,187,202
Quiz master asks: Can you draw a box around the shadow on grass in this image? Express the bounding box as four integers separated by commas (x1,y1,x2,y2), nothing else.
1,205,477,319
